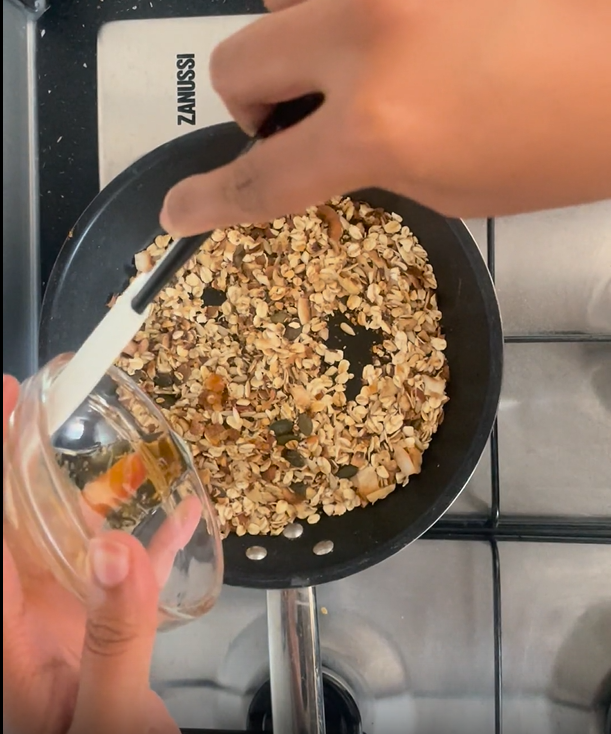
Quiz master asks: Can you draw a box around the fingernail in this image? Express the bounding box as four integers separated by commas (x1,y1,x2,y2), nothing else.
88,537,130,589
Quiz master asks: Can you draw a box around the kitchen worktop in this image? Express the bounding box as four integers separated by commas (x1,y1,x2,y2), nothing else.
3,2,610,732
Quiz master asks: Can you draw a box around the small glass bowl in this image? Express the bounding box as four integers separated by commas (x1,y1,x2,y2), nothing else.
3,354,224,630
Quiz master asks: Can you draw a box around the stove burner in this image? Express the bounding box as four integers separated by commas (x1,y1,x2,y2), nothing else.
247,674,363,734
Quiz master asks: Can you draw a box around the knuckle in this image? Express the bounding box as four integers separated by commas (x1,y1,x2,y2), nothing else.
347,72,429,187
348,84,398,169
85,616,140,658
221,158,267,221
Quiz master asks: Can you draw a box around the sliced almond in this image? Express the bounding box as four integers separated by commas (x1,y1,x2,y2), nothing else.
298,296,311,325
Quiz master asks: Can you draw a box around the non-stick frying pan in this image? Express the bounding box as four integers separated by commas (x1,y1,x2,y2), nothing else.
40,123,503,732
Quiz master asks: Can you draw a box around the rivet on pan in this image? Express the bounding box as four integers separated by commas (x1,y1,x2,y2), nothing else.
246,546,268,561
282,523,304,539
313,540,334,556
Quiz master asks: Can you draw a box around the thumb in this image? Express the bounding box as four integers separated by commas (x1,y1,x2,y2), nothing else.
71,532,160,734
159,104,361,237
4,375,27,658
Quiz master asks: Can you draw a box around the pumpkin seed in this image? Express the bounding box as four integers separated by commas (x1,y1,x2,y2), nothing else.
336,464,358,479
283,448,306,468
153,373,174,388
270,419,294,436
284,325,302,341
270,310,289,324
156,394,178,409
297,413,313,436
290,481,308,496
276,433,300,446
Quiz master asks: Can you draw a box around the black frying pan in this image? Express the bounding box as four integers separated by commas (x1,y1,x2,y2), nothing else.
40,123,503,590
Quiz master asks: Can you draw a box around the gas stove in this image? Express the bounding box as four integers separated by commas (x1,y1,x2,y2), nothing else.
3,1,611,733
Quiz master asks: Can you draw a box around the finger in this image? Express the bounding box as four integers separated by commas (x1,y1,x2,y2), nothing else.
3,375,19,435
3,376,25,645
146,496,202,589
3,535,46,734
76,489,200,590
3,538,25,632
160,103,365,236
71,532,160,733
2,537,31,699
210,0,340,132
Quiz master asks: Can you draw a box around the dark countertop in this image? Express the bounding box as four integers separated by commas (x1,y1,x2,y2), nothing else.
37,0,263,290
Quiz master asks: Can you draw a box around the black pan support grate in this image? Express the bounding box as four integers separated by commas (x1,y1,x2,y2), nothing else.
424,218,611,734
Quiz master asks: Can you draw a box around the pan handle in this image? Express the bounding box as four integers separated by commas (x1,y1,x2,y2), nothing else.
266,587,326,734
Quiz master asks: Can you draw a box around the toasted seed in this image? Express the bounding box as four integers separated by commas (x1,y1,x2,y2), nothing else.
336,464,358,479
153,373,174,388
270,419,294,436
290,481,308,496
297,413,314,437
121,341,138,357
285,325,302,341
156,394,178,409
340,322,356,336
283,449,306,468
233,244,246,269
271,310,289,324
277,433,300,446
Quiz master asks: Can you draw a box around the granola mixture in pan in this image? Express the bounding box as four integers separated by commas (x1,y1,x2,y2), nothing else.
116,196,449,537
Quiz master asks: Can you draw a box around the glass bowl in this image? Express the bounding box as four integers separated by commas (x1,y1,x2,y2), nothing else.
3,354,224,629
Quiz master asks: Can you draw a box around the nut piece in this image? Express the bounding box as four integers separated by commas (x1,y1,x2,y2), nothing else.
121,341,138,357
297,296,311,325
353,466,379,500
393,445,423,478
134,251,153,273
291,385,311,411
364,484,395,504
316,204,343,243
